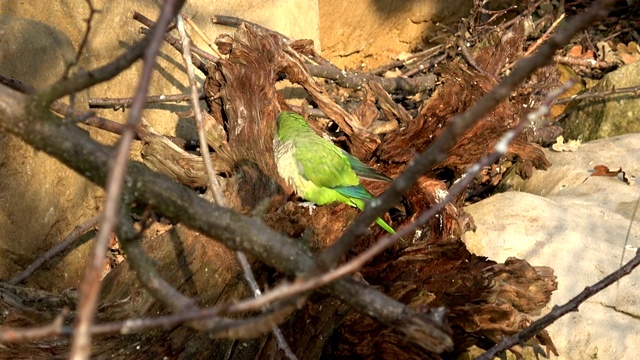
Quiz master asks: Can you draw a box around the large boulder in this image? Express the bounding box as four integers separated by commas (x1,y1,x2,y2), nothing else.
465,133,640,359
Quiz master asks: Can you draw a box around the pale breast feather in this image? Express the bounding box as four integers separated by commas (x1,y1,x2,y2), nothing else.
273,138,316,196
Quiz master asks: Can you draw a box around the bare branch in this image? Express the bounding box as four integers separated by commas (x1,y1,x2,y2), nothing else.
88,93,197,108
305,61,437,93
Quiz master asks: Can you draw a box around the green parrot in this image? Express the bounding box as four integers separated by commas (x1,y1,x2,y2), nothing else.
273,111,397,236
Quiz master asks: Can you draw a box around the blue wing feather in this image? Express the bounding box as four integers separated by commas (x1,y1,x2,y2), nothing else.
335,185,372,200
340,150,392,182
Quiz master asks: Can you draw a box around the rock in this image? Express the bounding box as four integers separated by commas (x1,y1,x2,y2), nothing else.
561,61,640,142
319,0,471,69
464,133,640,359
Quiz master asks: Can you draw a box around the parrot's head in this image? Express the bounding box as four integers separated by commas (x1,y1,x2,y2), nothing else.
275,111,313,142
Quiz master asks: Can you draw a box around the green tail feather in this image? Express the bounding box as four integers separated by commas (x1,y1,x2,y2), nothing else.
375,217,405,244
375,217,395,234
342,191,404,243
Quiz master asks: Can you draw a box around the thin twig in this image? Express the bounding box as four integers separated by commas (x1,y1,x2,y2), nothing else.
134,11,218,62
525,13,566,57
555,84,640,104
619,194,640,268
8,214,102,285
175,15,224,206
235,252,299,360
88,93,197,108
138,26,211,75
63,0,99,79
0,309,70,342
69,2,185,359
182,13,222,57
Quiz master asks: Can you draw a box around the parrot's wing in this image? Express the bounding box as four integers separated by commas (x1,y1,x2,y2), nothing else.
341,150,392,182
334,185,373,211
334,185,372,200
294,140,360,189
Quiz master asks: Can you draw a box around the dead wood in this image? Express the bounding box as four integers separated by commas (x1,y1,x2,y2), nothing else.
377,21,552,175
330,241,558,359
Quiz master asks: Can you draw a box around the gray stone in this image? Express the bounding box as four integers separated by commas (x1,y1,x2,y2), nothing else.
561,61,640,142
465,133,640,359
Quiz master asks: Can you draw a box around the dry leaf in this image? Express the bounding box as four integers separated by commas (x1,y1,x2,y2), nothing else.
617,42,640,65
568,45,583,57
591,165,630,184
592,165,620,177
551,136,580,152
567,45,595,60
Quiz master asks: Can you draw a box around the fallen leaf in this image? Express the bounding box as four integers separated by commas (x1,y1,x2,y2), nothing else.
591,165,630,185
592,165,620,176
568,45,583,57
567,45,595,60
551,136,581,152
617,42,640,65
